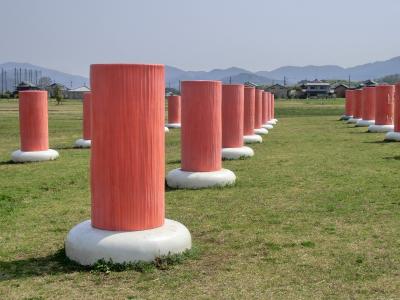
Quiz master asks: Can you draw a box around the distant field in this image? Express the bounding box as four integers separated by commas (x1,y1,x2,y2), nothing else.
1,98,400,299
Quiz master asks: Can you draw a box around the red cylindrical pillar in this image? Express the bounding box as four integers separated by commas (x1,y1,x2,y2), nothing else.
375,85,394,125
353,89,363,119
90,64,165,231
167,95,181,124
361,87,375,121
18,90,49,151
394,83,400,132
243,87,255,135
83,92,91,140
262,91,269,124
345,90,354,116
181,81,222,172
254,89,263,129
271,94,275,119
222,84,244,148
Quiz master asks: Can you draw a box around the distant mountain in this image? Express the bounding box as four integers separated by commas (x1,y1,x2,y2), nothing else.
0,62,88,90
221,72,282,85
257,56,400,83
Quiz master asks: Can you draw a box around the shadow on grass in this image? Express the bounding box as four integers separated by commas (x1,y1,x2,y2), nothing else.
53,145,87,150
0,248,86,281
383,156,400,161
362,140,392,144
167,159,181,165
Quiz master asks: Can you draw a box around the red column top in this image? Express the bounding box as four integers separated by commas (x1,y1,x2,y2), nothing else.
19,90,49,152
181,81,222,172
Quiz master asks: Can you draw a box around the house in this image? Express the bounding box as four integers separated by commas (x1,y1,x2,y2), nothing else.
266,84,289,99
46,83,68,98
65,86,90,99
333,84,349,98
301,81,331,98
244,81,259,88
363,79,378,87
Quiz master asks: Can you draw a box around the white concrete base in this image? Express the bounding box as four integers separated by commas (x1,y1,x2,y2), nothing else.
74,138,91,148
65,219,191,266
254,128,268,135
166,123,181,129
164,127,169,133
340,115,352,121
346,117,362,124
385,131,400,141
244,134,262,144
222,146,254,160
267,120,277,125
355,119,375,127
262,123,273,130
166,168,236,189
11,149,59,163
368,124,394,133
272,118,278,123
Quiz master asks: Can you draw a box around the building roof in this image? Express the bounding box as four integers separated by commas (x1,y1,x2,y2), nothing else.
305,82,330,86
69,86,90,92
244,81,258,87
333,83,349,89
268,84,286,89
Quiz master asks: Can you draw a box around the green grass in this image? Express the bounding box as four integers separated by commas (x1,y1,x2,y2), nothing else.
1,98,400,299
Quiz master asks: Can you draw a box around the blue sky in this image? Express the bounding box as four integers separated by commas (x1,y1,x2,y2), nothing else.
1,0,400,76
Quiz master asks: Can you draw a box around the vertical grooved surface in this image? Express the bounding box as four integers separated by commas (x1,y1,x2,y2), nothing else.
167,95,181,124
222,84,244,148
181,81,222,172
375,85,394,125
83,92,91,140
353,90,363,118
254,89,263,129
361,87,375,120
272,94,275,119
395,84,400,132
243,87,255,135
345,90,354,116
261,92,269,124
90,64,165,231
19,91,49,151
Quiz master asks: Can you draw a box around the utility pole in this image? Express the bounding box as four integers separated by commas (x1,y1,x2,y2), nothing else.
1,68,3,93
229,76,232,84
284,76,287,86
348,75,351,88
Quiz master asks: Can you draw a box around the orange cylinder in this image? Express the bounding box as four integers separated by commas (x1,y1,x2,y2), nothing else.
375,85,394,125
353,89,363,118
394,83,400,132
272,94,275,119
243,86,255,135
181,81,222,172
345,90,354,116
262,91,269,124
222,84,244,148
83,92,91,140
90,64,165,231
361,87,375,120
167,95,181,124
19,90,49,151
254,89,263,129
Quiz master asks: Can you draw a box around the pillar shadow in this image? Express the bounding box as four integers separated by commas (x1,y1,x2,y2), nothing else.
0,160,16,165
167,159,181,165
362,140,392,144
383,156,400,161
0,249,87,281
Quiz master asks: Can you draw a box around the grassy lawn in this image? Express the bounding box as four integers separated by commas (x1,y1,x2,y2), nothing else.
0,98,399,299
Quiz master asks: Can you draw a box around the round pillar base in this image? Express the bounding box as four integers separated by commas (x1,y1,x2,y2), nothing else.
272,118,278,123
262,123,273,130
243,134,263,144
166,123,181,129
267,120,277,125
254,128,268,135
164,127,169,133
385,131,400,141
74,138,91,148
222,146,254,160
166,168,236,189
340,115,352,121
11,149,59,163
355,119,375,127
368,124,394,133
65,219,191,266
346,117,361,124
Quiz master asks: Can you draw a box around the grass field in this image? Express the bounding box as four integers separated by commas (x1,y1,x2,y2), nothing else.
1,98,400,299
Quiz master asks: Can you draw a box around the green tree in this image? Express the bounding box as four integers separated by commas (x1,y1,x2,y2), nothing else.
54,85,63,105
